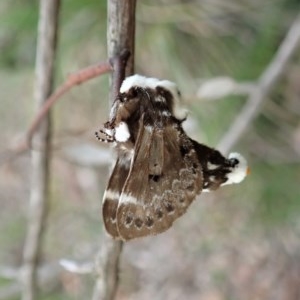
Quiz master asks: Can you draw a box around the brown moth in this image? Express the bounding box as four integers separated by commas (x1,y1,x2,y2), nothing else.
96,75,248,241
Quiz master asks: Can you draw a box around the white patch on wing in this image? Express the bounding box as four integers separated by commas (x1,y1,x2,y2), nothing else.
209,175,215,182
103,190,120,201
120,193,138,204
145,125,153,132
115,122,130,142
162,110,171,117
222,152,248,185
207,162,219,170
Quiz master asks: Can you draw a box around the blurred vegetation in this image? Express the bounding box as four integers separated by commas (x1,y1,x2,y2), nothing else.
0,0,300,299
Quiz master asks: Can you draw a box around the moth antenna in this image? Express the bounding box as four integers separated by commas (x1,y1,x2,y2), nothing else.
95,129,115,143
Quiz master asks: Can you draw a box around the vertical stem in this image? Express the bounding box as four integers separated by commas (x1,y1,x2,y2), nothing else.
21,1,60,300
92,1,136,300
107,0,136,104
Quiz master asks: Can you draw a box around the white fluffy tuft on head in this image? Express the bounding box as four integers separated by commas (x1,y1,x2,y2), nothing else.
120,74,148,93
119,74,188,119
115,122,130,142
223,152,248,185
120,75,164,93
144,77,160,89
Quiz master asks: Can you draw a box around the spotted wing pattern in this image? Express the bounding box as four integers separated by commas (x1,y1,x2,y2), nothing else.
116,121,202,240
99,74,248,240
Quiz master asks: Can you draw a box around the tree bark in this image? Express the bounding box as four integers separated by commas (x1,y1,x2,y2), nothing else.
92,1,136,300
107,0,136,104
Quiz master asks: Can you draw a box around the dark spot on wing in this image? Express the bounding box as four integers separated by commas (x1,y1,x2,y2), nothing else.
145,216,154,228
149,174,160,182
125,215,133,225
155,208,164,219
179,195,185,203
180,145,189,157
164,201,175,213
134,218,143,228
192,163,199,174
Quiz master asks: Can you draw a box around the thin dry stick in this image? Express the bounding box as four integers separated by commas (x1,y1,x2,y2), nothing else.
27,61,113,146
92,1,136,300
20,1,60,300
0,61,112,168
218,14,300,154
0,62,112,166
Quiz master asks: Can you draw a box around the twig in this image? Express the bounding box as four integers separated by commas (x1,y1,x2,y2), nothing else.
26,61,113,146
20,1,60,300
196,76,256,101
92,1,136,300
217,14,300,154
59,259,94,274
0,56,113,167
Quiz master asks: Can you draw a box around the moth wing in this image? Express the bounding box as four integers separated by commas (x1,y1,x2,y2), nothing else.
116,123,203,240
102,153,131,239
148,129,164,175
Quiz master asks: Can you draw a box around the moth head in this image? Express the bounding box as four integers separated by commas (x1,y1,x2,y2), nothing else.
120,74,149,93
120,74,188,120
223,152,249,185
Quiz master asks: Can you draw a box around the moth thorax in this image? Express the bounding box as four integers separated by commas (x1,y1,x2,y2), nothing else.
120,74,150,93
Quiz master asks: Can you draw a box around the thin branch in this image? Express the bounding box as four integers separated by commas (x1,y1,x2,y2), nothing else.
20,1,60,300
0,61,113,167
27,61,113,146
59,259,94,274
92,1,136,300
218,14,300,154
196,76,256,101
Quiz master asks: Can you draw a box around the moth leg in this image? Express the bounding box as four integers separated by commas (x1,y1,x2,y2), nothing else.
95,128,115,143
104,120,115,129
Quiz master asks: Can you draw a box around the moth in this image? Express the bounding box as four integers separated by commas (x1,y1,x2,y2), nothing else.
96,75,249,241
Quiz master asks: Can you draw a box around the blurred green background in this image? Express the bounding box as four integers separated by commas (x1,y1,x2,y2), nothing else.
0,0,300,299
